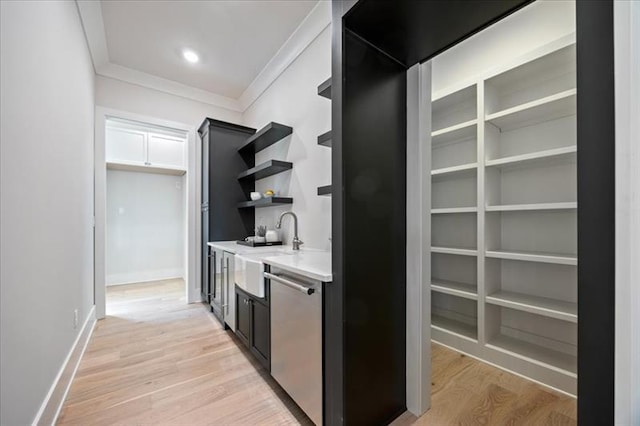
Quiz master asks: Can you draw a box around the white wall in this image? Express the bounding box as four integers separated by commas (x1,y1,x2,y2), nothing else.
0,1,96,424
243,26,332,250
431,0,575,94
96,75,242,127
106,170,185,285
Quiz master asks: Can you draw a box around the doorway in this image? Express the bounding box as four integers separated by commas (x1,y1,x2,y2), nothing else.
94,108,200,319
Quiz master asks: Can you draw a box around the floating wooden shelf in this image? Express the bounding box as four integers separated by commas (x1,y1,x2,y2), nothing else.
486,89,576,132
318,77,331,99
237,160,292,180
238,122,292,155
431,280,477,300
318,130,332,147
486,290,577,323
237,197,293,209
317,185,332,196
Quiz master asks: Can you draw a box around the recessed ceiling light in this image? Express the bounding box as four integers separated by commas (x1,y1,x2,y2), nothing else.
182,49,199,64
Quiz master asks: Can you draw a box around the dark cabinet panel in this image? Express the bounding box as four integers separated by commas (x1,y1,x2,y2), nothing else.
235,288,251,346
235,286,270,370
199,118,256,310
250,300,270,369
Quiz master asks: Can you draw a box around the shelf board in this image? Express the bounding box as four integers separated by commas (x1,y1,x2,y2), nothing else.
487,334,577,377
485,202,577,212
486,249,577,266
431,280,478,300
238,122,293,155
432,314,477,342
431,246,478,256
237,197,293,209
318,77,332,99
486,89,576,132
431,119,477,146
317,185,332,196
486,146,576,168
431,162,477,177
318,130,332,147
486,290,577,323
237,160,292,180
106,161,186,176
431,207,477,214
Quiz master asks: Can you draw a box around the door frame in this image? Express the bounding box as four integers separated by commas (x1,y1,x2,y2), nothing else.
94,106,199,319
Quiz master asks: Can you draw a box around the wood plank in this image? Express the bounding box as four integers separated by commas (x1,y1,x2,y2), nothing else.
58,280,576,426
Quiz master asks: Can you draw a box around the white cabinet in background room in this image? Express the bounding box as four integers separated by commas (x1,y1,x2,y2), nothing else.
106,123,186,175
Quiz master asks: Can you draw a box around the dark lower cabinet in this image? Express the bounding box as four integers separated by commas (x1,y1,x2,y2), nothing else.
236,288,251,346
235,286,270,371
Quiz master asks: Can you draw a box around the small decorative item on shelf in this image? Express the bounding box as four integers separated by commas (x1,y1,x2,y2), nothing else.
250,191,262,201
265,229,279,243
255,225,267,243
263,189,275,198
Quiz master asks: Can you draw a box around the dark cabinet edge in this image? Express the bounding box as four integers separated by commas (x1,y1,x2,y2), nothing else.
318,77,332,99
238,122,293,155
237,197,294,208
238,160,293,180
317,185,332,196
198,117,256,136
318,130,332,147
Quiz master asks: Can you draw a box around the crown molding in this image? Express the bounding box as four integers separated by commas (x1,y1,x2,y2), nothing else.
237,1,331,111
98,62,242,111
76,0,109,71
76,0,330,114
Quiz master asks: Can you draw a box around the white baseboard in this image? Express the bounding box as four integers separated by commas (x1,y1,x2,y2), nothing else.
32,306,96,426
106,268,184,286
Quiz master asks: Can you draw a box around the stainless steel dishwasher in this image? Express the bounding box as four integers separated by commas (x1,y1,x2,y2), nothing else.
265,269,322,425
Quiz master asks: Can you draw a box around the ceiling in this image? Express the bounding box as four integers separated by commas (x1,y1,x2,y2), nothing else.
78,0,329,111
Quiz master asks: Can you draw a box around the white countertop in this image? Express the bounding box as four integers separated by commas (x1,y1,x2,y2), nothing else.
207,241,332,282
262,252,332,282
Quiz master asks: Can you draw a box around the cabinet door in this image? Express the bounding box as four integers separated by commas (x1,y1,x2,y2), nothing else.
224,252,236,331
235,289,251,346
250,300,270,370
147,133,185,169
106,127,146,164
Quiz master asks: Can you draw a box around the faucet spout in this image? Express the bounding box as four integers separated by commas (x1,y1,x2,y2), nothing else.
276,211,303,250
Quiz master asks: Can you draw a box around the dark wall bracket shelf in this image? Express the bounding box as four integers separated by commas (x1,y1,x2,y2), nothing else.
238,197,293,209
238,160,293,180
318,78,332,100
238,122,293,156
317,185,332,196
318,130,332,147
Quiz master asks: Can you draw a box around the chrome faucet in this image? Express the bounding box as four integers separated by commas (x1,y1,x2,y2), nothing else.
276,211,303,250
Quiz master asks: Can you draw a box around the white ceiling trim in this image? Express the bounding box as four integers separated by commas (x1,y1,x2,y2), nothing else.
238,1,331,111
98,62,242,111
76,0,109,71
75,0,330,114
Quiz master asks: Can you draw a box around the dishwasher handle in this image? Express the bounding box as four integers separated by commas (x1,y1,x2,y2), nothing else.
264,272,315,295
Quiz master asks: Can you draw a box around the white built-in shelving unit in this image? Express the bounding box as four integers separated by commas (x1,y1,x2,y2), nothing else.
429,35,578,395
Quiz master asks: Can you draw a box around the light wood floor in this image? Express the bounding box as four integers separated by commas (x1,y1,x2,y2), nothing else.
58,280,576,425
58,279,312,425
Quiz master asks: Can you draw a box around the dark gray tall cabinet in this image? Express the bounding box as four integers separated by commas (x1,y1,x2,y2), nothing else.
199,118,256,324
